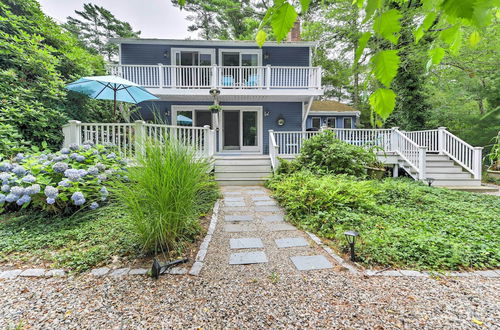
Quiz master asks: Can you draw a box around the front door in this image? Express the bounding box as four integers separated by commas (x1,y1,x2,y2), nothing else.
222,109,260,152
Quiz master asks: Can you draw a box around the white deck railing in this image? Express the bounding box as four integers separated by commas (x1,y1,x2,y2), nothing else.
62,120,216,159
107,64,322,89
403,129,439,152
391,129,427,179
441,130,482,179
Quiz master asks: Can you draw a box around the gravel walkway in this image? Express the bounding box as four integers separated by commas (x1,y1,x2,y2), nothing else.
1,186,499,328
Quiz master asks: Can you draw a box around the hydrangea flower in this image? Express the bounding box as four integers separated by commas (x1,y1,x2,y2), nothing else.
78,169,88,177
22,174,36,183
87,166,99,175
106,153,116,159
1,184,10,193
97,174,107,181
44,186,58,199
43,161,52,167
13,153,25,162
83,140,95,146
64,169,82,181
52,162,68,173
6,193,19,203
71,191,85,206
90,202,99,210
16,194,31,206
0,172,11,183
70,153,79,160
38,154,49,161
60,148,70,154
82,144,91,151
53,155,69,162
12,165,26,176
0,193,5,203
75,155,86,162
0,162,13,172
10,186,25,196
69,144,80,151
25,184,41,195
100,186,109,201
46,197,56,205
95,163,106,171
58,179,71,188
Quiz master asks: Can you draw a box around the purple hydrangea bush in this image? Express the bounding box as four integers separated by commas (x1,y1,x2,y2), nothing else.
0,144,126,213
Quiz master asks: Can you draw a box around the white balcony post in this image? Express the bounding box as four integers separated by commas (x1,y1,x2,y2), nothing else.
134,120,146,158
265,65,271,90
316,67,322,89
418,146,427,180
158,63,163,88
437,126,446,155
211,64,218,88
62,120,81,147
390,127,400,152
473,147,483,180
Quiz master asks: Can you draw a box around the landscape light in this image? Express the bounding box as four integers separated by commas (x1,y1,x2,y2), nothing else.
344,230,359,262
426,177,435,186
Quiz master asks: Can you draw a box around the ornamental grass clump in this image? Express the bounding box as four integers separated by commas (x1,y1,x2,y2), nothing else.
112,139,217,254
0,143,126,213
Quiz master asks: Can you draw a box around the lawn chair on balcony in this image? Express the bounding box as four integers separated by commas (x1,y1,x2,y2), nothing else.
222,75,234,86
245,74,259,87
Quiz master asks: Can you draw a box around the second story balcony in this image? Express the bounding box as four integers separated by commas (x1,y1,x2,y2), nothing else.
107,64,323,97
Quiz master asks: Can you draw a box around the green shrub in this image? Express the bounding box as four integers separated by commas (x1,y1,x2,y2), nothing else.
0,143,126,214
268,171,500,270
111,139,218,254
294,130,378,177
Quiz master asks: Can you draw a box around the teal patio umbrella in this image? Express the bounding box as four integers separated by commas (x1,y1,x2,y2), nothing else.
65,75,159,116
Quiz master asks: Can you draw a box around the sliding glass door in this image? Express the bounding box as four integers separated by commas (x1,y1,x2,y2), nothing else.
171,48,214,87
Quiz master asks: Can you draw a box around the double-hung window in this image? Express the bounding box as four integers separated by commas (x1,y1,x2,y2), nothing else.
343,117,353,128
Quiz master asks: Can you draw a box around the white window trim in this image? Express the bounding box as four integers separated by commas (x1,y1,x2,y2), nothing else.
343,117,353,128
218,49,263,67
170,48,216,66
171,105,263,154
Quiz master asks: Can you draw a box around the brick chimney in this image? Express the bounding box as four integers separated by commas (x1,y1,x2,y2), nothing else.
287,20,301,42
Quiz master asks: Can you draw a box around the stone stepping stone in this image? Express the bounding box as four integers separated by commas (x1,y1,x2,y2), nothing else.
291,255,333,271
230,238,264,249
262,214,284,222
247,190,266,195
225,201,246,207
265,223,296,231
224,191,242,195
20,269,45,277
255,201,276,206
224,197,244,202
0,270,22,279
229,251,268,265
224,224,257,232
252,195,271,201
275,237,309,248
225,215,253,222
255,206,282,212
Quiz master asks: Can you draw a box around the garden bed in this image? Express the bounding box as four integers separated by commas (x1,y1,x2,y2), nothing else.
267,172,500,271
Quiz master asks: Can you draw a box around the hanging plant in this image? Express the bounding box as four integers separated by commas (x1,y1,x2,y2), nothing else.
209,105,222,113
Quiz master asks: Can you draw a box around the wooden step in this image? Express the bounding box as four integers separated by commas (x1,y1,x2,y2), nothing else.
432,178,482,187
215,171,271,179
426,172,473,180
216,178,266,186
426,166,464,173
215,165,272,172
214,159,271,166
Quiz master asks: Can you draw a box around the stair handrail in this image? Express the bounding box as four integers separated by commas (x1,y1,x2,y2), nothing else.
441,129,482,179
391,128,427,180
269,130,279,171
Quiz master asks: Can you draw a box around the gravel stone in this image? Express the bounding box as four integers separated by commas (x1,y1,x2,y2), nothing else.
230,238,264,249
91,267,110,276
20,269,45,277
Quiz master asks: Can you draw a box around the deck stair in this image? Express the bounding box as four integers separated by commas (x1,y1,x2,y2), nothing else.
214,155,272,186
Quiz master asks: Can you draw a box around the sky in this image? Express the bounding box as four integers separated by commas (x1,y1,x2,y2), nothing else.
38,0,196,39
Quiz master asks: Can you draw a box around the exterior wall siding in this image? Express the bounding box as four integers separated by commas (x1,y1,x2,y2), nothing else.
134,100,303,154
306,115,358,129
120,43,310,66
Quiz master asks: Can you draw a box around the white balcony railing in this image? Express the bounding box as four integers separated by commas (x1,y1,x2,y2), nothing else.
107,64,322,89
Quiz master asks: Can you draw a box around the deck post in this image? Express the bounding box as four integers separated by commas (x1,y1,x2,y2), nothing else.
265,65,271,90
62,120,81,147
473,147,483,180
211,64,218,88
393,164,399,178
134,120,146,158
390,127,399,152
158,63,163,88
418,146,427,180
437,127,447,155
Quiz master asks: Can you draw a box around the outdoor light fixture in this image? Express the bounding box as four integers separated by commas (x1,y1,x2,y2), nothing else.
277,115,285,126
344,230,359,262
264,111,271,117
264,52,270,60
426,177,435,186
163,51,170,59
151,258,189,279
209,88,221,98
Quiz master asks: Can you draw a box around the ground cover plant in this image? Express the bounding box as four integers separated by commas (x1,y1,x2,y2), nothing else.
267,171,500,271
112,139,219,255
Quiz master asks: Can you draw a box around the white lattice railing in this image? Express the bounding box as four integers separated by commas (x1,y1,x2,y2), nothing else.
403,129,439,152
441,130,482,179
107,64,322,89
62,120,216,159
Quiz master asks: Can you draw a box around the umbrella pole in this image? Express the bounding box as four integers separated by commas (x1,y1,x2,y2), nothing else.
113,89,117,117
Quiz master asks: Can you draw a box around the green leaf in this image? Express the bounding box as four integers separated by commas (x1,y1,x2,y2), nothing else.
469,31,481,47
364,0,383,22
373,9,402,44
299,0,311,13
369,88,396,120
371,50,400,88
270,2,298,42
429,47,445,65
441,0,475,20
256,30,267,47
355,32,371,63
422,11,438,31
472,0,494,27
414,27,424,44
353,0,365,9
177,0,186,8
439,24,462,54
